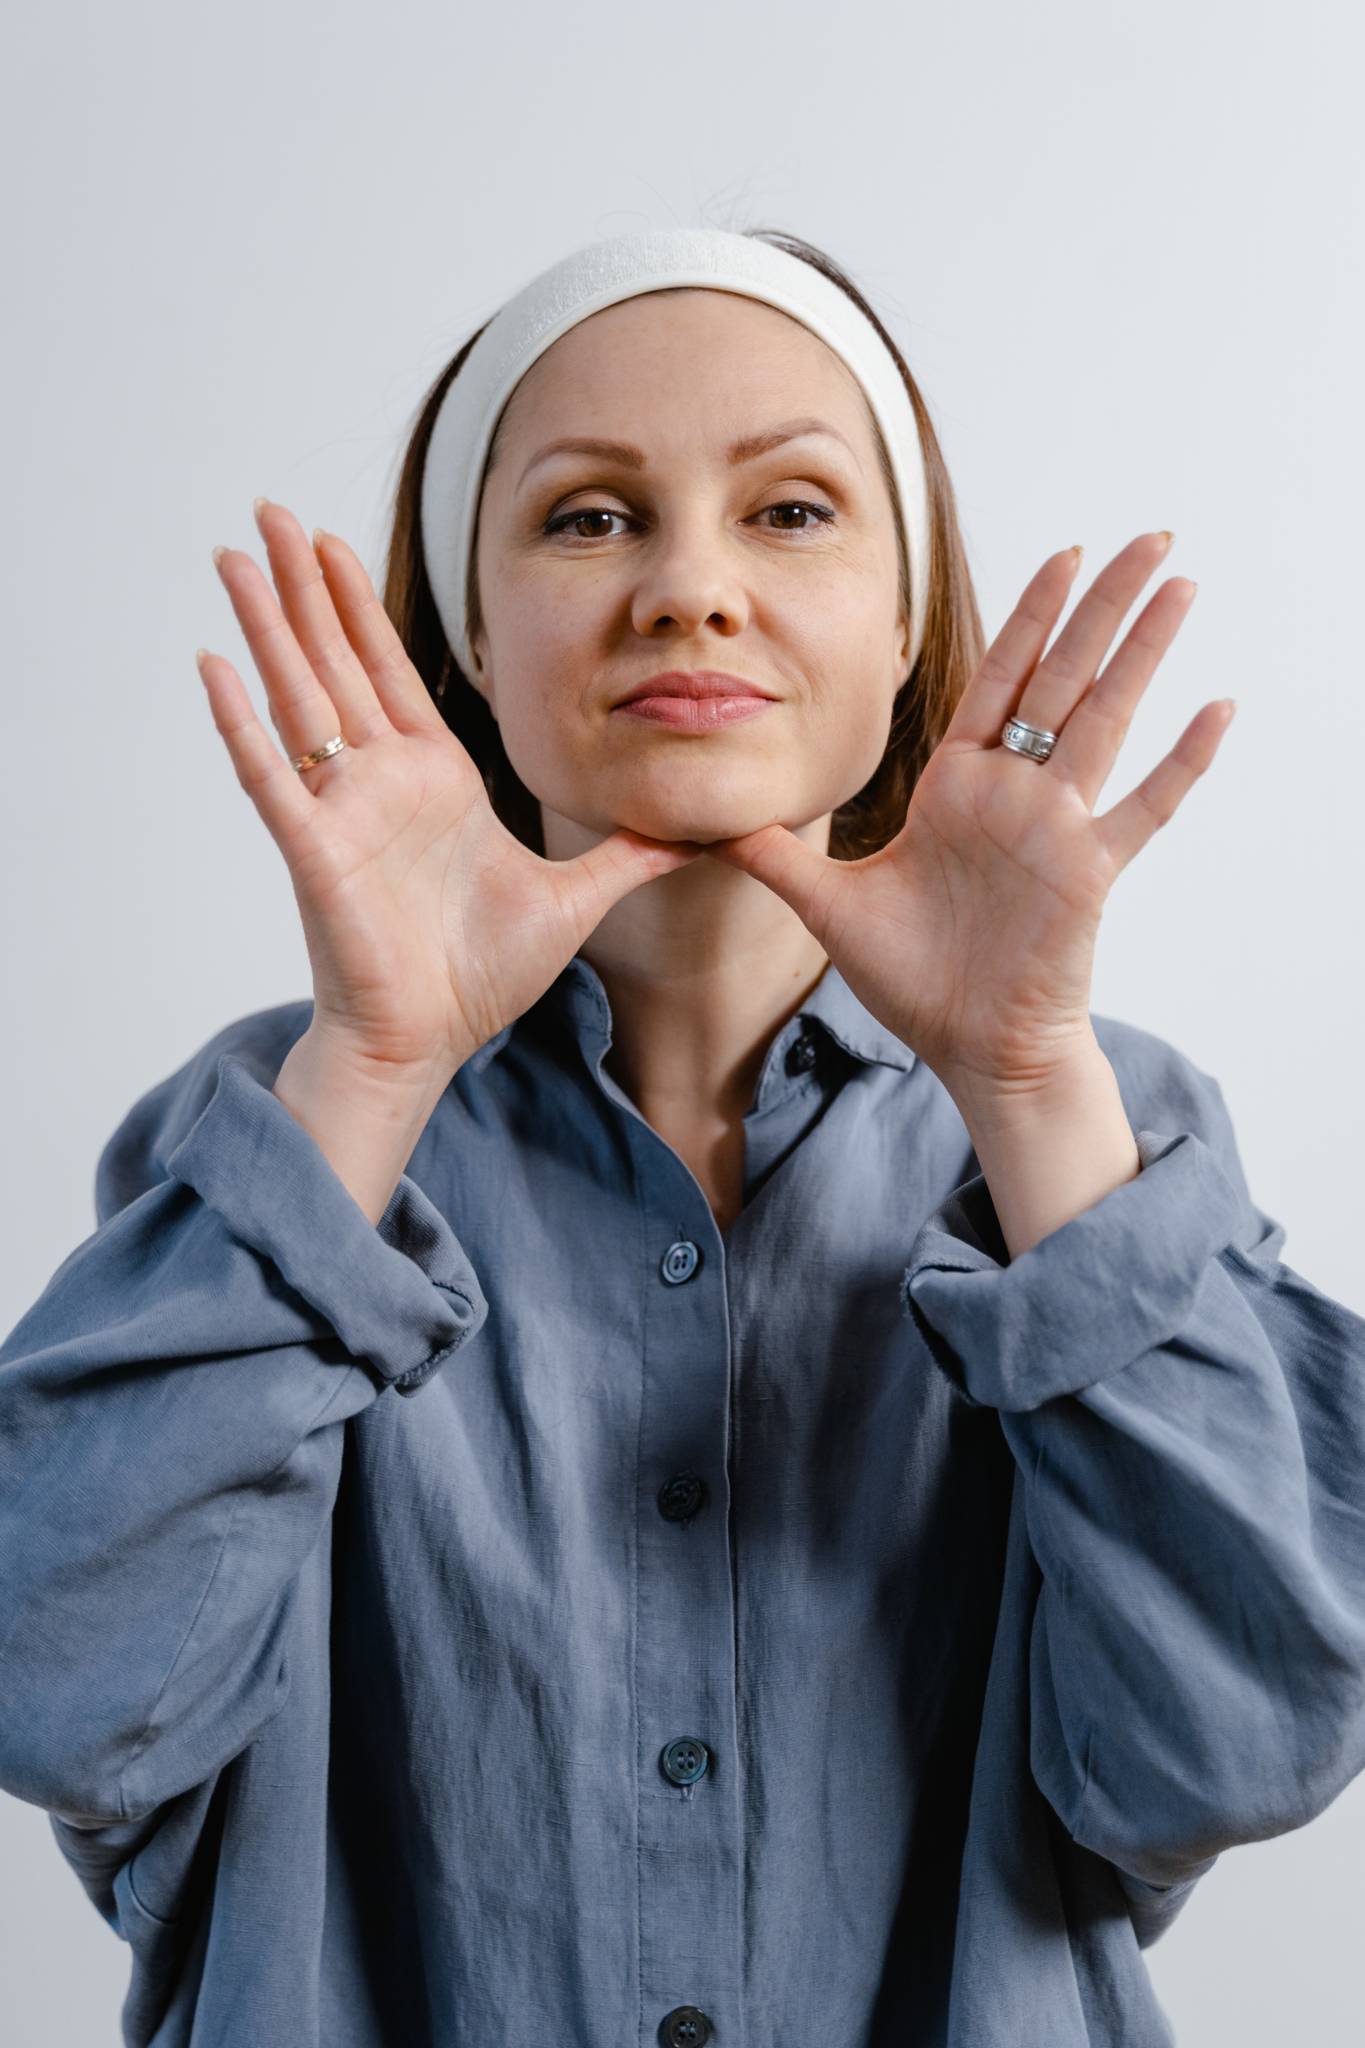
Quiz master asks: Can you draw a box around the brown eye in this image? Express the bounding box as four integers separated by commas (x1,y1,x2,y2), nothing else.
762,500,837,533
543,508,630,541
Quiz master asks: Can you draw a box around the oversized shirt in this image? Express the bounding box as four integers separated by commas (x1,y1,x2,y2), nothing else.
2,953,1364,2048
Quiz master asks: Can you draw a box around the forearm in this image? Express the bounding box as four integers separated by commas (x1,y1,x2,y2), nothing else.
273,1029,455,1227
945,1040,1141,1262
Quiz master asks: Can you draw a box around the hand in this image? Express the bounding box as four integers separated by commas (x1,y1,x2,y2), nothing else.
702,531,1235,1099
199,500,704,1079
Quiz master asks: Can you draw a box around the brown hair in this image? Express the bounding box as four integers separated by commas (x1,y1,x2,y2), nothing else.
380,226,986,861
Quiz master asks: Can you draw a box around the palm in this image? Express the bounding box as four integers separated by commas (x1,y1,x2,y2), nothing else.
807,737,1114,1081
275,719,656,1071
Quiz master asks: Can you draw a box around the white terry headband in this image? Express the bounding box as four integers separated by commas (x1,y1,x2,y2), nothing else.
420,226,933,685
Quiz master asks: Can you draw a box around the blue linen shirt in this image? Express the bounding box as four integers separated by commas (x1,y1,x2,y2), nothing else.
3,953,1364,2048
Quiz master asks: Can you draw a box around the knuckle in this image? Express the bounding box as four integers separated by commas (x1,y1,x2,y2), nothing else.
1086,691,1129,741
976,649,1016,689
1124,618,1165,656
256,613,292,652
1086,581,1126,621
313,629,354,680
1038,645,1086,689
351,708,387,745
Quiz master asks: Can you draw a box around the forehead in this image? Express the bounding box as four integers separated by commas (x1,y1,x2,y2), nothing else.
496,287,872,446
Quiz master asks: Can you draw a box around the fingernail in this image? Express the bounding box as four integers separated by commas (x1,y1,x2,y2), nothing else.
1069,544,1084,564
1157,529,1175,550
212,544,226,569
312,527,328,552
253,496,270,532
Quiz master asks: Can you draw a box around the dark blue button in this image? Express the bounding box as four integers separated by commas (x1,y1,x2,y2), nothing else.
657,1471,707,1523
659,2007,713,2046
659,1736,710,1786
660,1239,700,1285
785,1030,819,1075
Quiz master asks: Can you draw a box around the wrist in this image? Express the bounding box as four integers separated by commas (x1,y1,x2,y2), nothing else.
937,1032,1110,1138
290,1023,456,1121
941,1041,1140,1262
273,1032,453,1209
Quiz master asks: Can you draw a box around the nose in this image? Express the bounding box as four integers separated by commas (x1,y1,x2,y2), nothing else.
629,524,750,644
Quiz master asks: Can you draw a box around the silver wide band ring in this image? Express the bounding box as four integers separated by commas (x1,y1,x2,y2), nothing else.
1000,716,1057,762
292,734,348,774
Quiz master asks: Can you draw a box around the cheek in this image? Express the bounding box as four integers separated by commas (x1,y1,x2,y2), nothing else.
791,570,893,659
804,659,897,782
501,676,559,744
814,703,889,782
495,670,593,780
494,585,562,664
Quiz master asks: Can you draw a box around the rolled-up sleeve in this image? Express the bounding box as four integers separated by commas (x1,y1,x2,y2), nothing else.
900,1059,1365,1894
167,1050,486,1397
0,1033,488,1829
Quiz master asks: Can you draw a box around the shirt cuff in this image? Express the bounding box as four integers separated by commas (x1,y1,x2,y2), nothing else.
164,1050,487,1396
900,1126,1247,1410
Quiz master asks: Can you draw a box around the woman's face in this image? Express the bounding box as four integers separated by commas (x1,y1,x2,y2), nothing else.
466,287,910,851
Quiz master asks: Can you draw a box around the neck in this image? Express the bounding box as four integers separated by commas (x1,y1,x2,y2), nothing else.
543,806,832,1128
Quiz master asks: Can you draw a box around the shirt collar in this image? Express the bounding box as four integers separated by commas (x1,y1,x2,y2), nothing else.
464,953,916,1077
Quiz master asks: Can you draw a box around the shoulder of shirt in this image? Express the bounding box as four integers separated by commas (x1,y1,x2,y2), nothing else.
93,998,315,1226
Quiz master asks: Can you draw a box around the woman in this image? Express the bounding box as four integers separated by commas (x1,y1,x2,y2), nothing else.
3,225,1363,2048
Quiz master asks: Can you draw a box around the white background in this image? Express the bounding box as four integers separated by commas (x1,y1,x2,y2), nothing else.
2,1,1361,2040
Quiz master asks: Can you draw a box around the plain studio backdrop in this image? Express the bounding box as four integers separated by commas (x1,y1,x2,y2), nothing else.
1,2,1360,2041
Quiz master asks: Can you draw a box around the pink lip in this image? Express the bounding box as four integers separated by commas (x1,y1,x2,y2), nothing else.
611,669,779,731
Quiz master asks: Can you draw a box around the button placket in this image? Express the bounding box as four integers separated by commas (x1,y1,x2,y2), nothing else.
636,1199,740,2043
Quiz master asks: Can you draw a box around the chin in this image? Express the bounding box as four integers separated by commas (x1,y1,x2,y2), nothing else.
607,761,802,843
617,800,789,846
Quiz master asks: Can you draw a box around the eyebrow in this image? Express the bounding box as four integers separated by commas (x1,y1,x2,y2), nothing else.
515,416,861,491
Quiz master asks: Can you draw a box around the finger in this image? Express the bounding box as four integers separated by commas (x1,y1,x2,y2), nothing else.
194,647,318,851
311,527,451,737
1006,530,1175,747
212,540,369,770
557,829,707,929
254,500,395,744
698,825,842,941
942,546,1083,748
1093,698,1236,875
1051,578,1199,810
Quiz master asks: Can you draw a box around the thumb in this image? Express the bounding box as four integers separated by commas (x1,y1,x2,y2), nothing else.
557,826,706,928
704,824,839,939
